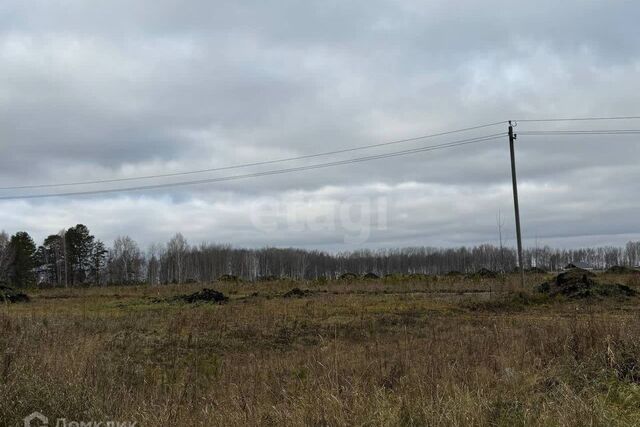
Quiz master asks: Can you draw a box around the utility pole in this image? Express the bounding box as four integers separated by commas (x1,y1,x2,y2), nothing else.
497,209,505,272
508,121,525,287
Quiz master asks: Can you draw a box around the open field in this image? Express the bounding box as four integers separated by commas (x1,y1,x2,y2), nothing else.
2,273,640,426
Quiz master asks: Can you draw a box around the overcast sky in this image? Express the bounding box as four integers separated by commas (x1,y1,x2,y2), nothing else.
1,1,639,251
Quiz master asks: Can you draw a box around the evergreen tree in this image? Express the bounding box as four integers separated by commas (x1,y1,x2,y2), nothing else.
8,231,36,288
36,234,66,286
65,224,95,286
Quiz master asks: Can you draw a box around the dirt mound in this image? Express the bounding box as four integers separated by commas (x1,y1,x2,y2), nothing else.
408,273,429,280
363,272,380,279
444,271,462,277
537,269,636,299
283,288,311,298
468,268,499,279
607,266,639,274
526,267,548,274
0,285,30,303
175,289,228,304
556,268,596,284
339,272,358,280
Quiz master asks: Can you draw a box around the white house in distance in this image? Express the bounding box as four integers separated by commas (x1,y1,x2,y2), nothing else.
564,261,595,271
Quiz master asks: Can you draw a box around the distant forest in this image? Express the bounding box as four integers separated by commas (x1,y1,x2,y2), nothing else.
1,224,639,287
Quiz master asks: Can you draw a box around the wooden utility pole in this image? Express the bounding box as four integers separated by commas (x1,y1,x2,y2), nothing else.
508,121,525,287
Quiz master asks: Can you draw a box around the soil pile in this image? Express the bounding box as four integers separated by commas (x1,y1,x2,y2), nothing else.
283,288,311,298
468,268,499,279
0,285,30,303
526,267,548,274
363,272,380,279
175,289,228,304
339,272,358,280
537,269,636,299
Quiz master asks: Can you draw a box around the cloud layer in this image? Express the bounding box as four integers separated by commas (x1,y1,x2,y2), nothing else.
1,0,639,250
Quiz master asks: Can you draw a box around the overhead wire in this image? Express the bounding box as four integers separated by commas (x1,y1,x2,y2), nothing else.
0,120,507,190
0,133,505,200
518,130,640,135
514,116,640,123
3,114,639,200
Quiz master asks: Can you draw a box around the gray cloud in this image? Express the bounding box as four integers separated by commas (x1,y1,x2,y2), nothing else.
0,0,639,250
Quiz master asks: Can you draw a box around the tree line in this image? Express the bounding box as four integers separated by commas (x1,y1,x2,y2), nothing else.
0,224,639,288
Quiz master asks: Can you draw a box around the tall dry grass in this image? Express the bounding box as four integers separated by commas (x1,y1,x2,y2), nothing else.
1,275,640,426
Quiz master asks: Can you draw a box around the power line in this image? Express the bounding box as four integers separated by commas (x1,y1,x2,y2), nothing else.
0,120,507,191
519,130,640,135
514,115,640,123
4,116,636,191
0,133,505,200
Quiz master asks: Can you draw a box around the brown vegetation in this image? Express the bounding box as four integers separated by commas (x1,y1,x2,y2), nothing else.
1,273,640,426
607,266,640,275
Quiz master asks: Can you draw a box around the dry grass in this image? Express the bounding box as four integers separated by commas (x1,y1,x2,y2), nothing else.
2,274,640,426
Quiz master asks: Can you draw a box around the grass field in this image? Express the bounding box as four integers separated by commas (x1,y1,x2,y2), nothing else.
2,273,640,426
